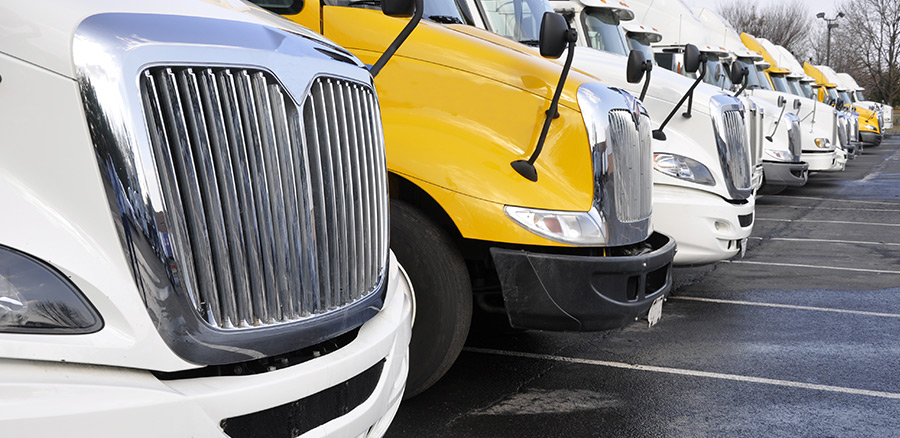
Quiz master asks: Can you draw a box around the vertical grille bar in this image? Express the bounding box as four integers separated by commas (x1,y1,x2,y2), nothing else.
141,68,387,330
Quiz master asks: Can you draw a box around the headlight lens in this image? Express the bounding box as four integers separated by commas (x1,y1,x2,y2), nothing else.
864,124,878,131
765,149,794,162
814,138,832,148
504,206,608,245
653,153,715,185
0,246,102,334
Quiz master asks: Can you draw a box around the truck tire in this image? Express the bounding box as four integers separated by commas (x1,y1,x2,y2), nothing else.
390,199,472,399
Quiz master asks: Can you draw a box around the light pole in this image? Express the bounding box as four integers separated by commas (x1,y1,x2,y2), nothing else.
817,11,845,66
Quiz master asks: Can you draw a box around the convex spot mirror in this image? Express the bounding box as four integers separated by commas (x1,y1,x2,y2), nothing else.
729,61,748,85
777,95,787,108
794,99,802,110
627,50,650,84
683,44,703,74
539,12,573,58
382,0,415,16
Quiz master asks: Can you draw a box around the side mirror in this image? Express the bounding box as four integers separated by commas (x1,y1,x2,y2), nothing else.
777,95,786,108
793,99,802,110
382,0,415,16
539,12,570,58
729,61,748,85
684,44,703,74
627,50,648,83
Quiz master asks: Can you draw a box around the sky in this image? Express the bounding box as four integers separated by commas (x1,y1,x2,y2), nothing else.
685,0,839,17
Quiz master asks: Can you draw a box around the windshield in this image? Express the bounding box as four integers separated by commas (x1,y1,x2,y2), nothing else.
475,0,551,42
739,59,763,89
800,81,816,100
581,8,628,55
627,33,656,65
856,90,866,101
838,90,852,106
702,58,732,89
337,0,473,24
826,87,840,104
754,65,772,90
769,74,790,94
786,77,804,96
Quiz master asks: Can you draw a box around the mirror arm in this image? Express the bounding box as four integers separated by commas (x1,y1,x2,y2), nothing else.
654,61,706,140
765,102,787,142
512,32,577,181
639,61,652,101
734,76,748,97
369,0,424,78
682,61,706,118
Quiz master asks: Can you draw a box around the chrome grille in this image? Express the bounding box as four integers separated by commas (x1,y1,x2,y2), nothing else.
140,67,388,329
608,110,653,223
878,111,884,132
837,115,849,147
721,109,752,191
747,106,761,167
851,115,859,142
787,117,802,158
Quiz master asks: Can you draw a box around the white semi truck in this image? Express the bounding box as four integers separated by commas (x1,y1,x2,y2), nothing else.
470,0,757,265
837,72,894,130
0,0,415,436
690,6,848,173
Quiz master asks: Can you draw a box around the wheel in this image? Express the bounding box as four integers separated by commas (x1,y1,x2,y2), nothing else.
390,199,472,399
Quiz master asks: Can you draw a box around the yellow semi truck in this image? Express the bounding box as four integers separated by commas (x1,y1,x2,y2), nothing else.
805,62,883,147
250,0,675,397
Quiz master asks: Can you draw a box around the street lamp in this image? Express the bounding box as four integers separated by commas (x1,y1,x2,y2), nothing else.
817,11,845,66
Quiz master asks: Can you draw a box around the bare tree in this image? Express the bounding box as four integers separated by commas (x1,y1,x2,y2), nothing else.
718,0,813,55
834,0,900,105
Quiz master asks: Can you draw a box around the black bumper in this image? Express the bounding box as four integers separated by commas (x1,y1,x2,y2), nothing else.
861,131,883,147
490,232,676,332
762,161,808,190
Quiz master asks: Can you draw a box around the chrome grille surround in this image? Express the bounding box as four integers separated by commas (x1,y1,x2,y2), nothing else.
74,13,388,365
837,113,850,148
577,83,653,246
709,95,753,200
607,110,653,224
140,69,387,329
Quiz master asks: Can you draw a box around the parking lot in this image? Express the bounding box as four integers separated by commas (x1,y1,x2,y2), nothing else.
387,136,900,437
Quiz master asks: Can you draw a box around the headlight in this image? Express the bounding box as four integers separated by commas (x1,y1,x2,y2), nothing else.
0,246,102,334
864,124,878,131
765,149,794,162
504,206,608,245
653,153,715,185
814,138,832,149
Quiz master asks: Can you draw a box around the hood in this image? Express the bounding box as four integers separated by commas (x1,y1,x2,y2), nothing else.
627,0,711,47
0,0,350,79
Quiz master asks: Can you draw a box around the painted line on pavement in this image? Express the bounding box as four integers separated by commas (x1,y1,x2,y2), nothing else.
756,204,900,213
748,236,900,247
723,260,900,275
764,195,900,206
464,347,900,400
671,296,900,318
755,218,900,227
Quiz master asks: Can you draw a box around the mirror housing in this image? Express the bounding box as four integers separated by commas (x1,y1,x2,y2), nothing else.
539,12,572,58
684,44,704,74
627,50,648,84
382,0,415,16
793,99,802,110
777,95,786,108
729,61,748,85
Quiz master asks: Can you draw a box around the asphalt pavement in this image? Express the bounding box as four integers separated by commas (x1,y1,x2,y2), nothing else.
387,136,900,437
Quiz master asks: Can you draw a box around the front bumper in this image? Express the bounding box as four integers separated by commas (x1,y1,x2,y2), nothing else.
762,161,808,190
802,150,841,172
0,254,414,438
861,131,883,147
653,184,755,266
490,232,675,332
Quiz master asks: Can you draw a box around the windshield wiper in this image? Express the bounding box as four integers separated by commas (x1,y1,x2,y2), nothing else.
428,15,462,24
349,0,381,5
518,39,540,46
